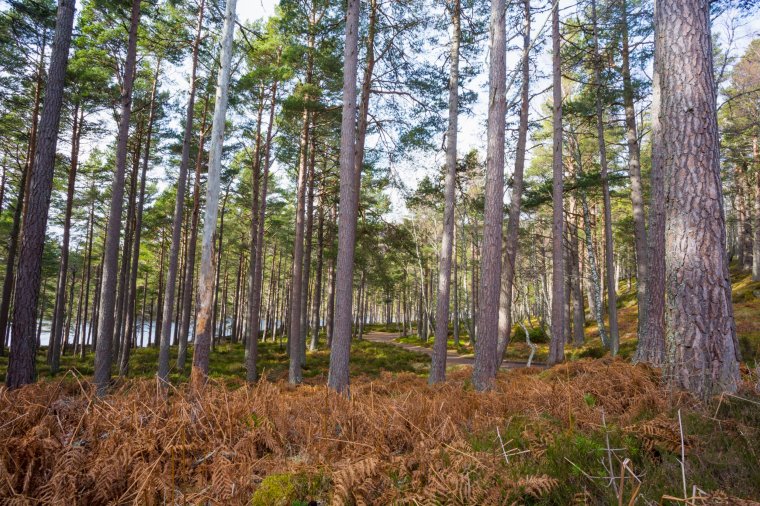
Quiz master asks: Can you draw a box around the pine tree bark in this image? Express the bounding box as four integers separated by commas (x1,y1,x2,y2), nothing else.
120,63,160,376
113,126,142,363
5,0,75,389
326,0,361,394
430,0,461,384
80,190,95,357
299,136,317,365
472,0,506,390
591,0,619,355
191,0,237,385
49,103,82,373
309,205,325,351
547,2,565,364
635,0,665,365
177,92,211,371
94,0,141,395
752,136,760,281
496,0,531,364
621,0,648,342
288,107,310,384
0,35,47,357
659,0,740,396
547,0,566,365
160,0,206,381
246,77,277,382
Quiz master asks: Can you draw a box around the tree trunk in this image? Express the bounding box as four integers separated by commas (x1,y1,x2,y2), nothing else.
299,133,317,365
430,0,461,384
472,0,506,391
191,0,237,385
591,0,619,355
547,0,566,365
80,191,95,358
288,110,310,384
0,35,47,357
636,0,666,365
496,0,531,364
753,136,760,281
569,212,585,346
158,0,206,381
155,232,166,348
93,0,141,396
120,62,160,376
621,0,648,342
310,205,325,351
326,221,337,348
660,0,740,396
245,76,278,382
49,103,82,373
5,0,75,389
326,0,361,394
112,126,142,363
178,91,211,371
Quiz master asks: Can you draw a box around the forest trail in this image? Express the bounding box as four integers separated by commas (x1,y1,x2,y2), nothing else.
362,331,544,369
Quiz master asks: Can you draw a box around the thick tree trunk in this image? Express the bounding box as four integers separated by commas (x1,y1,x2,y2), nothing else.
93,0,141,396
591,0,619,355
472,0,506,391
496,0,531,364
5,0,75,389
160,0,206,381
430,0,461,384
0,37,46,357
660,0,740,396
547,0,566,365
191,0,237,385
326,0,361,394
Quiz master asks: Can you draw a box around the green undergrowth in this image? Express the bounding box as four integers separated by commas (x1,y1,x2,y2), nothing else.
489,401,760,503
0,337,430,386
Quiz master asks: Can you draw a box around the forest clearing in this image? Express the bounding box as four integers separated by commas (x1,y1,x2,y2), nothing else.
1,0,760,503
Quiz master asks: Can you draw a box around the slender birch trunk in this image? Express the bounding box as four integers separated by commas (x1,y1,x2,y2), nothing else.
191,0,237,384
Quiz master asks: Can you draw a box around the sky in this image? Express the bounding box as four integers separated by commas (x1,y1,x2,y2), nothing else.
238,0,278,23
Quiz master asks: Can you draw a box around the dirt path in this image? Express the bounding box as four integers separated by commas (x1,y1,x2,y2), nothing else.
363,331,543,370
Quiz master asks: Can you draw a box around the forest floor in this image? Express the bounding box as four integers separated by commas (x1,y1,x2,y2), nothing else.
0,338,759,503
364,330,542,369
0,269,759,504
395,267,760,367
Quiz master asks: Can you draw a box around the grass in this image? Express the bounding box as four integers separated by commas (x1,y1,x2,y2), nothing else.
400,267,760,367
0,337,431,387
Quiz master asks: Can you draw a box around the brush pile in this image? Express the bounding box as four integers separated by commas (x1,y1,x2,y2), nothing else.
0,358,756,505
